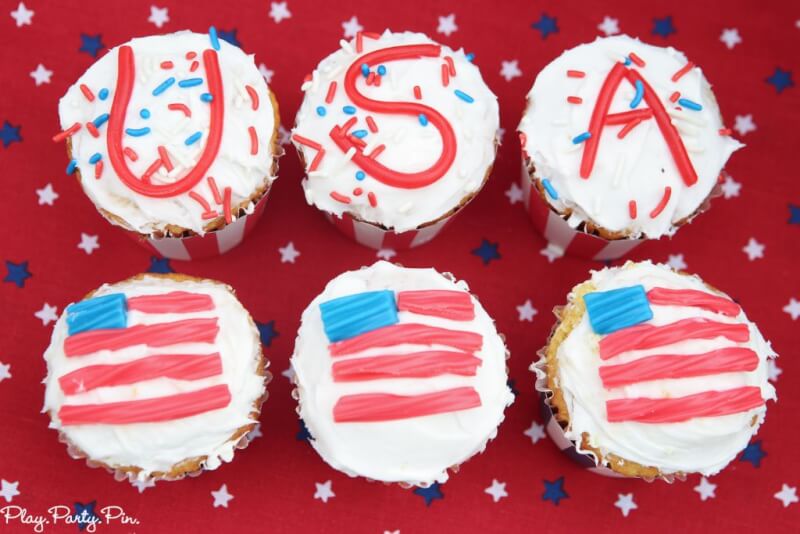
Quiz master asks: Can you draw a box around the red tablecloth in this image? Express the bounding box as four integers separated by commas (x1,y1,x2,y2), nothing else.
1,1,798,532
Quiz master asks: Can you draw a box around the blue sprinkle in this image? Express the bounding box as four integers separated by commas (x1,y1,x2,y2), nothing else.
209,26,220,51
178,78,204,88
98,88,109,100
185,131,202,145
355,171,366,181
343,105,357,115
418,114,429,126
316,106,326,116
454,89,474,103
377,65,386,76
624,56,632,66
630,79,644,109
542,178,558,200
125,127,151,137
466,52,475,62
92,113,110,128
152,77,175,96
361,63,370,77
139,108,150,119
200,93,213,102
89,153,102,164
352,129,368,138
66,159,77,175
677,98,703,111
572,132,591,144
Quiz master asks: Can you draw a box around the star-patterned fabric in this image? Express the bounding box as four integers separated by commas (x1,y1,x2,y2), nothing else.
0,2,797,532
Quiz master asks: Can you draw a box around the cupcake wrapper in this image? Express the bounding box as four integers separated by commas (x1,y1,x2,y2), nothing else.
324,211,453,251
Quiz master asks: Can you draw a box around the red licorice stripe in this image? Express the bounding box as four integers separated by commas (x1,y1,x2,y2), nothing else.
59,384,231,425
606,386,763,424
292,134,322,150
441,64,450,86
58,353,222,395
207,176,223,204
671,62,695,82
168,103,192,117
605,109,652,125
333,351,481,382
94,161,103,179
444,56,456,76
123,147,138,161
567,70,585,78
367,191,377,207
86,122,100,138
160,61,174,69
245,85,259,110
52,122,81,142
649,186,672,218
647,287,741,316
599,318,750,360
369,144,385,159
670,91,681,103
325,81,337,104
599,347,759,389
142,159,162,182
413,85,422,99
64,318,220,357
330,191,351,204
190,60,199,72
79,84,95,102
127,291,214,313
396,290,475,320
333,387,481,422
249,126,259,155
579,63,627,179
157,146,174,172
617,117,643,139
366,116,378,133
189,191,212,211
223,187,232,224
628,200,637,219
567,96,582,104
329,323,483,356
355,31,363,53
628,52,645,67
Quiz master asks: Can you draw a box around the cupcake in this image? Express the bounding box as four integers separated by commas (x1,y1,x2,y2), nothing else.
518,35,742,260
54,29,280,260
292,30,499,250
291,261,513,486
43,273,269,482
533,261,776,480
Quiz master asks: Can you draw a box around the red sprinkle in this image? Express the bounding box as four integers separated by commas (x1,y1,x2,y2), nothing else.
94,161,103,179
671,62,694,82
356,31,363,53
617,117,644,139
142,159,162,183
207,176,223,204
79,84,95,102
628,52,646,67
519,132,527,147
186,51,197,60
367,191,378,207
292,134,322,150
309,148,325,172
52,122,81,143
201,211,218,220
444,56,456,77
330,191,351,204
341,116,357,133
363,32,381,39
325,81,337,104
669,91,681,103
441,64,450,87
567,96,583,104
157,146,174,172
413,85,422,99
123,147,138,161
167,103,192,117
366,116,378,133
303,73,312,83
245,85,259,110
366,72,376,85
719,128,733,136
374,75,382,87
567,70,586,78
349,134,367,149
160,61,174,69
190,61,199,72
628,200,637,219
223,187,232,224
248,126,258,155
650,187,672,218
189,191,211,211
86,122,100,138
353,187,363,196
369,144,385,159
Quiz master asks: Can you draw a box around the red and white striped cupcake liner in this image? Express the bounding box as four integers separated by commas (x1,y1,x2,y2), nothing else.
324,211,453,251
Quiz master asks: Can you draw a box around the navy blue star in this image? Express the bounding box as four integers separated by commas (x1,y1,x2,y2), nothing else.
256,320,279,347
4,260,31,288
147,256,173,274
789,204,800,225
296,419,312,442
472,239,500,265
531,13,558,39
0,121,21,148
73,501,99,531
79,34,105,57
740,440,766,467
766,68,794,94
507,378,518,397
542,477,568,505
413,482,444,506
652,16,676,38
218,29,241,48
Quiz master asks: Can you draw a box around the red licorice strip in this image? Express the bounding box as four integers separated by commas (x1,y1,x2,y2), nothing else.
142,159,162,182
441,64,450,87
605,109,653,125
64,318,219,357
567,96,582,104
330,191,351,204
333,387,481,422
248,126,258,155
606,386,763,423
207,176,222,204
628,200,637,219
670,91,681,103
367,191,377,207
94,161,103,179
123,147,138,161
157,146,174,172
444,56,456,76
168,103,192,117
127,291,214,313
413,85,422,99
245,85,259,110
649,186,672,218
160,61,174,69
369,144,385,159
332,351,481,382
628,52,645,67
53,122,81,142
59,384,232,425
567,70,585,78
325,81,337,104
396,290,475,320
579,63,627,179
58,353,222,395
617,117,643,139
86,122,100,138
79,84,95,102
366,116,378,133
330,323,483,356
647,287,741,317
223,187,232,224
189,191,212,211
600,347,759,389
107,47,224,198
599,318,750,360
671,62,695,82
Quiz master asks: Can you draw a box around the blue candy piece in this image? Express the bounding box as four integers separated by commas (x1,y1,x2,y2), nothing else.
320,290,398,342
66,293,128,335
583,284,653,335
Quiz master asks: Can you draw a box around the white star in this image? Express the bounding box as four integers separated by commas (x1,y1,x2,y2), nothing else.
499,60,522,82
78,233,100,255
734,114,756,136
667,253,687,271
341,16,363,38
384,531,399,534
131,478,156,493
147,6,169,28
314,480,335,503
246,422,263,440
540,244,563,263
0,480,20,503
281,366,295,381
35,303,58,326
505,182,524,204
516,299,538,322
376,248,396,261
258,63,274,84
614,493,637,517
742,237,765,261
598,16,620,36
278,125,290,145
720,175,741,199
694,477,717,501
767,359,782,382
437,14,457,36
484,479,508,503
524,421,546,444
720,28,742,50
0,362,10,383
211,483,234,508
783,298,800,320
10,2,33,27
269,2,291,24
30,64,52,86
36,183,59,206
279,242,300,263
774,484,798,508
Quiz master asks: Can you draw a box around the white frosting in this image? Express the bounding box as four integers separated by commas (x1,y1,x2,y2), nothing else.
553,261,776,476
59,31,278,235
291,261,513,485
518,35,743,238
43,275,265,480
293,30,499,232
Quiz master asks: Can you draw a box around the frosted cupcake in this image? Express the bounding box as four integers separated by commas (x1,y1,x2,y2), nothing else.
54,29,280,259
518,35,742,260
533,261,776,480
292,30,499,250
43,273,269,482
291,261,513,486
